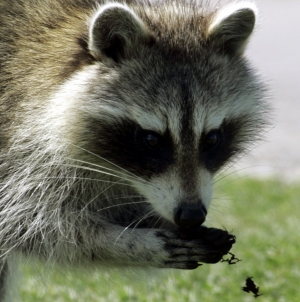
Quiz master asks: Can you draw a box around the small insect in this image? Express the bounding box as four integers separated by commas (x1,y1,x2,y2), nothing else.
221,252,241,265
242,277,263,298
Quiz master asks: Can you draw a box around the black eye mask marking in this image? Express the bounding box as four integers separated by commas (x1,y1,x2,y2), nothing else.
91,120,174,179
200,118,248,173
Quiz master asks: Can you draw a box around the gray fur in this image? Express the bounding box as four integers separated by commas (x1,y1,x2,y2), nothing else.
0,0,268,300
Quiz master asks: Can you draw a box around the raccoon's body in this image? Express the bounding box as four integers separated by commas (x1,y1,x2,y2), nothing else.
0,0,267,300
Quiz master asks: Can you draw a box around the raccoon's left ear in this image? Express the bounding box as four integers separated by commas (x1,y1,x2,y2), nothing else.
207,3,257,55
88,3,154,62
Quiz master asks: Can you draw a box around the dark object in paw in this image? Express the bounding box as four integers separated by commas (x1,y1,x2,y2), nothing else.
179,226,235,246
178,226,236,264
242,277,263,298
221,252,241,265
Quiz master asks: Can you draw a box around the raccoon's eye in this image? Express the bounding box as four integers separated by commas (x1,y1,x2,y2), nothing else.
203,130,221,149
144,132,161,149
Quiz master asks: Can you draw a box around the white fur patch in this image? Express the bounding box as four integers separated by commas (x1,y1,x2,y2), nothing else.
47,67,98,127
131,109,167,133
193,102,226,139
193,90,261,138
134,168,213,224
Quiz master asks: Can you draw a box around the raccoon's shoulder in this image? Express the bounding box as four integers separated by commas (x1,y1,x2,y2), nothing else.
0,0,97,98
0,0,98,145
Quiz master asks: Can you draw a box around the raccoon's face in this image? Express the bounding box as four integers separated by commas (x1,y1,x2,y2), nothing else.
57,3,265,228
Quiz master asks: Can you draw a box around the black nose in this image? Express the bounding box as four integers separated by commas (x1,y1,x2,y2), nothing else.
174,205,207,228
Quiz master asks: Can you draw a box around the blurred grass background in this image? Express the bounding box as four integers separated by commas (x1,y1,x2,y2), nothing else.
20,178,300,301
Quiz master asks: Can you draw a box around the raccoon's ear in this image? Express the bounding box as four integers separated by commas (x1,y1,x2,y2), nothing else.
88,3,154,62
207,3,257,55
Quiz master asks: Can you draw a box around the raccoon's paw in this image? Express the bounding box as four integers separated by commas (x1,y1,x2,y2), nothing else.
179,226,235,263
155,227,235,270
181,226,236,263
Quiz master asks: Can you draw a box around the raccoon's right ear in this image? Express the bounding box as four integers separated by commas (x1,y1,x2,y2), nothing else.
88,3,154,62
207,3,257,55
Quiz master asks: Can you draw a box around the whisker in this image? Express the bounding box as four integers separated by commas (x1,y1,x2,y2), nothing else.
65,143,148,185
75,179,126,218
131,209,156,232
96,200,149,213
215,152,250,182
105,195,144,201
150,215,163,230
66,157,149,185
113,209,156,245
0,176,133,188
113,219,140,246
214,136,271,182
214,166,249,185
211,196,233,202
61,164,151,188
214,170,267,191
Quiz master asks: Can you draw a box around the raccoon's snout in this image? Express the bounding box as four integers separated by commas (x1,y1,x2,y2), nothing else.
174,204,207,229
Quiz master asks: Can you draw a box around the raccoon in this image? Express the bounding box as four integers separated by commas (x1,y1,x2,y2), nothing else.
0,0,267,300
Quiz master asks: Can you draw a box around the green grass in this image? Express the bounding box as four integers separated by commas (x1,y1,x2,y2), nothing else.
20,178,300,301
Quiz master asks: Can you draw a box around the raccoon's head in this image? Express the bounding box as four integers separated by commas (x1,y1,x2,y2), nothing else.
58,2,266,229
